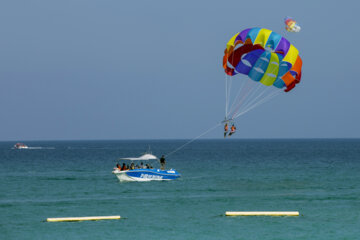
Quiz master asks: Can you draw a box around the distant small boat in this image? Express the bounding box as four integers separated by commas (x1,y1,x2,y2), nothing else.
112,151,181,182
14,143,29,149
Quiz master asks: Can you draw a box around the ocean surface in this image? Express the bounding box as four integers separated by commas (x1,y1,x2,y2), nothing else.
1,139,359,240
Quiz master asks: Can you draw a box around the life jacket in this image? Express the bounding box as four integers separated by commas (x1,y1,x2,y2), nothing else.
231,126,236,132
224,124,228,131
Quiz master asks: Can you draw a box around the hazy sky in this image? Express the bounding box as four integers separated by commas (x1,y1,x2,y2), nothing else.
1,0,359,141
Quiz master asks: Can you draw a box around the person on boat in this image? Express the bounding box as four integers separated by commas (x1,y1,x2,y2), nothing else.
121,163,127,171
116,163,121,170
140,162,146,169
130,162,135,170
228,124,236,136
160,155,166,170
224,123,229,138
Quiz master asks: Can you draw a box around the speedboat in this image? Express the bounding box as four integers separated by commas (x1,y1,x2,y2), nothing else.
112,152,181,182
14,143,29,149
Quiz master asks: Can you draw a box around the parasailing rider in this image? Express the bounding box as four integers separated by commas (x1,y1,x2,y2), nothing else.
228,124,236,136
224,123,229,138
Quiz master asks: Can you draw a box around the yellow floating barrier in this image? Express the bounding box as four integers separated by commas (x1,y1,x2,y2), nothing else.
225,211,299,216
46,215,121,222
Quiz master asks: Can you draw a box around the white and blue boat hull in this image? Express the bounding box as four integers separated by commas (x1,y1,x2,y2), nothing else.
113,169,180,182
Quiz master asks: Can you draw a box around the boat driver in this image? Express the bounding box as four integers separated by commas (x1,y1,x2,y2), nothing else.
160,155,166,170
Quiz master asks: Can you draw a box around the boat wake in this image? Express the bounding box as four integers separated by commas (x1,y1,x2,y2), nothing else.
28,147,55,150
13,147,56,150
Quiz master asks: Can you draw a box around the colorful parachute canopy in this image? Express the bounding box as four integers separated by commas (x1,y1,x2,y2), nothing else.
223,27,302,92
284,17,301,32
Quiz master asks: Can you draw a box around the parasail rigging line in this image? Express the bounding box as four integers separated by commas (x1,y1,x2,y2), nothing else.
227,77,252,119
233,89,282,119
230,81,264,119
236,84,275,114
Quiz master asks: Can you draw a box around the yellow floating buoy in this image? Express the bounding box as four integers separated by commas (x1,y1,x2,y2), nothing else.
225,211,299,216
46,215,121,222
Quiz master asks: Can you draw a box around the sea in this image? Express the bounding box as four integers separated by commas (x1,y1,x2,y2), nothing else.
0,139,359,240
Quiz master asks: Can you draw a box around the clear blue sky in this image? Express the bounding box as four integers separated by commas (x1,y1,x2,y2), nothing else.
1,0,359,141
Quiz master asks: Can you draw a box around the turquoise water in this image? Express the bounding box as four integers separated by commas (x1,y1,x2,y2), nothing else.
1,139,360,239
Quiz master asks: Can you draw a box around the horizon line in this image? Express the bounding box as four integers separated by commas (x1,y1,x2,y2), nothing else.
1,137,360,143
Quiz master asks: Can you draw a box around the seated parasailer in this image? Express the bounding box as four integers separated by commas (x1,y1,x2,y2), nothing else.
228,124,236,136
224,123,229,138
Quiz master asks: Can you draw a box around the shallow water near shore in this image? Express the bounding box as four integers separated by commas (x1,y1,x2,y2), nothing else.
1,139,359,239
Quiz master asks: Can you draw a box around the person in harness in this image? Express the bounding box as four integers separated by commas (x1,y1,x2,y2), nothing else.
224,123,229,138
228,124,236,136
